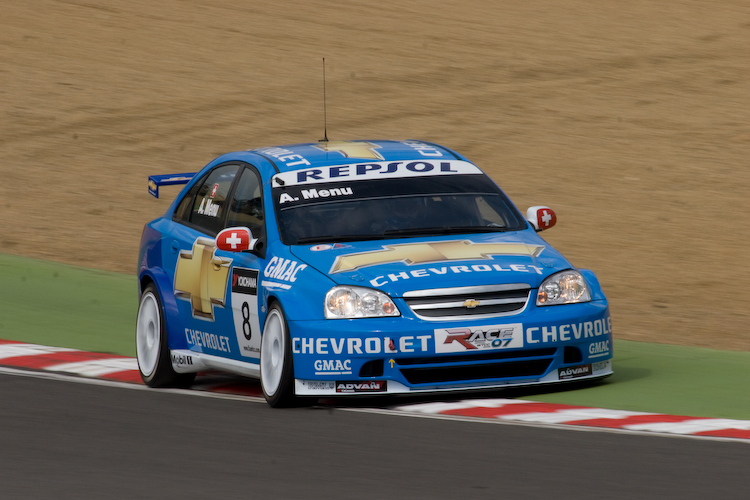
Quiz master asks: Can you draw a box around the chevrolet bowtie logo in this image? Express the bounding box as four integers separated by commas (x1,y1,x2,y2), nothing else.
463,299,480,309
330,240,545,274
174,238,232,320
314,141,384,160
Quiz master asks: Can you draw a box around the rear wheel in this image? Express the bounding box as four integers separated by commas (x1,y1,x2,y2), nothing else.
260,303,296,407
136,284,195,388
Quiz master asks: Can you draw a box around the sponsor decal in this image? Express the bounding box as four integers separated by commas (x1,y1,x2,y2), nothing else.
272,160,482,186
310,243,352,251
278,186,354,205
435,324,524,353
293,335,428,355
370,262,544,287
331,240,545,275
592,360,610,373
255,146,311,167
196,197,220,217
588,340,611,358
171,353,193,367
335,380,387,393
525,316,612,344
559,364,592,380
314,359,352,375
210,183,219,198
401,140,444,157
261,257,307,290
184,328,231,353
231,268,261,358
314,141,384,160
174,238,232,320
232,268,258,294
300,380,335,391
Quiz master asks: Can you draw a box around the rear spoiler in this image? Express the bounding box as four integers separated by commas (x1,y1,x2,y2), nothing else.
148,173,196,198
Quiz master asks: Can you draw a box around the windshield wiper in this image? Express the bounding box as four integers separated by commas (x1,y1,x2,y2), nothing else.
382,226,510,237
295,234,387,244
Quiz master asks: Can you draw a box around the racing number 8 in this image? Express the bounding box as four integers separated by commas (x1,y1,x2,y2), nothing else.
241,302,252,340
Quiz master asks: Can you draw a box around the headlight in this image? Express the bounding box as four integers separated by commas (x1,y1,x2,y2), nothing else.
325,286,400,319
536,270,591,306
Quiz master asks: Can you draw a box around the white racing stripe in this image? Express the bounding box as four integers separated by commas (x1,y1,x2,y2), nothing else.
45,358,139,377
625,419,750,435
0,343,76,359
500,408,655,424
395,398,535,414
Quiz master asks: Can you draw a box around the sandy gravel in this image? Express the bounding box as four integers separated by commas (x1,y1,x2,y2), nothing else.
2,0,749,349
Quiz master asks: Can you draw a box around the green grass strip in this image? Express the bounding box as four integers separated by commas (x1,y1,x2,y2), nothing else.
522,341,750,420
0,253,136,356
2,252,750,419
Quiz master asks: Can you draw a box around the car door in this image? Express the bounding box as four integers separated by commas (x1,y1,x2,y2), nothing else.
166,163,266,364
166,163,240,360
216,165,266,362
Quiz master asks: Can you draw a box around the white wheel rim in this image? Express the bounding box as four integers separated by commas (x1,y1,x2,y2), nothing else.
261,309,285,397
136,291,161,377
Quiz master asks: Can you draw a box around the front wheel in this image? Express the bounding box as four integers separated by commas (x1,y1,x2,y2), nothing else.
136,284,195,388
260,303,296,407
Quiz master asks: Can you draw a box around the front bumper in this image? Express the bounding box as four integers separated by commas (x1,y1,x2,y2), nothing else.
289,300,613,396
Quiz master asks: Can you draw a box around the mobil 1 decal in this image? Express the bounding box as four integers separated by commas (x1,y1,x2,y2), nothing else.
230,267,261,359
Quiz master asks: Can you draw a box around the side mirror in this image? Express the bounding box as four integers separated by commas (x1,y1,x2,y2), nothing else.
526,206,557,232
216,227,257,252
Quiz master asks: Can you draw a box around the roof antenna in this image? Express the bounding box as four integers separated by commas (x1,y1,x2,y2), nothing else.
320,57,329,142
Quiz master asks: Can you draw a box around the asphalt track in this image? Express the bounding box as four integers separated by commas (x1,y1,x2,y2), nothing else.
2,370,749,500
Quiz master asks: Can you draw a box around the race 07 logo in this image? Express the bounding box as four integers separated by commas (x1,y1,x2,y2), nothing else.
435,323,523,353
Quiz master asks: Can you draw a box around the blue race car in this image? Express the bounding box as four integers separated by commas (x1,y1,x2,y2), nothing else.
136,140,613,406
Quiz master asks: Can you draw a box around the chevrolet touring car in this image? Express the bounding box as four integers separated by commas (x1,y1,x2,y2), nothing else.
136,140,613,407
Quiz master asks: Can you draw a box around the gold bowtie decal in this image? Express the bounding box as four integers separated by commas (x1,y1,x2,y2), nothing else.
314,141,384,160
330,240,545,274
174,238,232,320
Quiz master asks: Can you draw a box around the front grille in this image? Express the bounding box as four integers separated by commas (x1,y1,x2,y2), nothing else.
397,348,556,366
397,348,556,385
403,284,531,320
400,359,552,385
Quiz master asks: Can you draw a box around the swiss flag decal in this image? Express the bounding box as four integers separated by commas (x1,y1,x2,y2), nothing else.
216,227,252,252
537,208,556,229
526,206,557,231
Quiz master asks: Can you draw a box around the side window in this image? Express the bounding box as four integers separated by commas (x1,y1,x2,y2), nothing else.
187,164,240,235
173,173,208,222
226,167,265,242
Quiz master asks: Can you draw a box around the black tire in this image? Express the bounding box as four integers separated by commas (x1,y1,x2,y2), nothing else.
136,283,196,388
260,303,297,407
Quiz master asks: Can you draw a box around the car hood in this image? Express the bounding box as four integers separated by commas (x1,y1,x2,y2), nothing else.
290,231,572,297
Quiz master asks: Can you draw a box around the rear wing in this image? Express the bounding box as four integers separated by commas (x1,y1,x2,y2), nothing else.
148,173,196,198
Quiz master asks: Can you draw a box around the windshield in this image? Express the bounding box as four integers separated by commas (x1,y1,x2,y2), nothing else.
274,174,527,245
